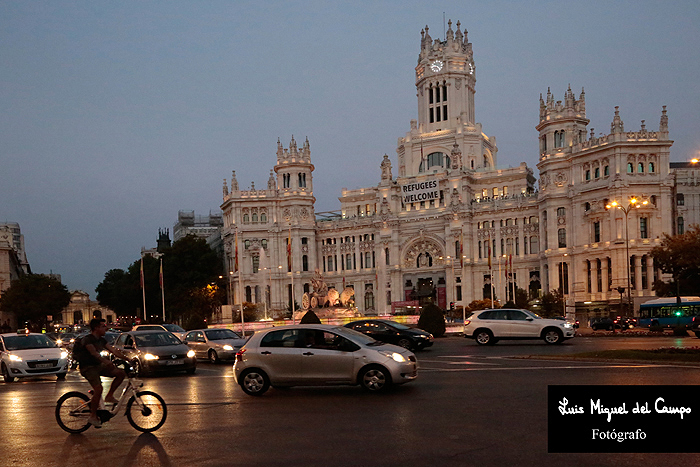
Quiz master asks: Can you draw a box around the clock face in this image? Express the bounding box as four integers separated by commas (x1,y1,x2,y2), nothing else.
430,60,443,72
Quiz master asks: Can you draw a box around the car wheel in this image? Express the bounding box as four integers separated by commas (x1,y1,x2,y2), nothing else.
474,329,494,346
694,331,700,339
208,349,219,363
2,364,15,383
240,369,270,396
56,373,67,380
543,328,563,345
359,365,392,393
397,338,413,350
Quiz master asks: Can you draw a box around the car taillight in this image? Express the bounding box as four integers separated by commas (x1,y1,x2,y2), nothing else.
465,320,471,326
234,348,246,363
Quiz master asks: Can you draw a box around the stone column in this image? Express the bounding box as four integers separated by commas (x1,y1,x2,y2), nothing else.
634,255,643,294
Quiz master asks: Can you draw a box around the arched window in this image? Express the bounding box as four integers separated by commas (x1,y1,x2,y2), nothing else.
245,286,252,302
558,228,567,248
260,213,267,223
627,163,633,173
678,217,685,235
478,241,482,259
638,163,644,173
419,152,451,172
648,162,655,173
677,193,685,206
243,214,249,223
594,167,600,178
604,165,610,176
252,213,258,222
585,170,591,181
584,202,591,212
530,236,539,254
385,248,390,266
557,207,566,217
302,255,308,272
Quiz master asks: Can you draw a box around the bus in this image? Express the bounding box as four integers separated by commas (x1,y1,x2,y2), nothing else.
638,297,700,328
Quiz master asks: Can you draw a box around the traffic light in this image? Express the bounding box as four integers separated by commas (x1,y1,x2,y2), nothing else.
450,302,455,311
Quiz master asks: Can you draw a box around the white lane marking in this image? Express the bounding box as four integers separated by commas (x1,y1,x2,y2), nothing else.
419,364,665,372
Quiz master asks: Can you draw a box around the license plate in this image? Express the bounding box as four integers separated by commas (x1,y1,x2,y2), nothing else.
36,363,53,368
164,359,184,365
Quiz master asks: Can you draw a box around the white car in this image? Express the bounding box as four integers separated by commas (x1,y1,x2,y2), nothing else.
0,332,70,382
233,324,418,395
464,308,575,345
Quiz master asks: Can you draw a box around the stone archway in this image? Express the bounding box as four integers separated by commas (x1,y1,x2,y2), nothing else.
402,236,445,269
73,310,83,324
92,309,102,320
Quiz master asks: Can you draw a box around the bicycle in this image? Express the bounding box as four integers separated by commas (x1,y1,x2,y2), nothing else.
55,360,167,433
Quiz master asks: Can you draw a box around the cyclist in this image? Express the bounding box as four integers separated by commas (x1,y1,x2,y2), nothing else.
74,318,129,428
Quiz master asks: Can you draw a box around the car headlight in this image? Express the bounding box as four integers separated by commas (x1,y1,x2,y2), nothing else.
60,351,69,359
380,351,406,363
56,339,63,345
223,345,233,351
144,353,159,360
562,323,573,328
8,354,22,362
99,350,109,357
187,350,196,358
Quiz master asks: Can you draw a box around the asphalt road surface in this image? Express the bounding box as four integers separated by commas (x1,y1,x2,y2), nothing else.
2,334,700,467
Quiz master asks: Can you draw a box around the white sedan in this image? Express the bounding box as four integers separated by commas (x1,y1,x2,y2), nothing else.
0,332,70,382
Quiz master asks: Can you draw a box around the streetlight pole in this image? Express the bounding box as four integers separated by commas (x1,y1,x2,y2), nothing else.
606,198,648,317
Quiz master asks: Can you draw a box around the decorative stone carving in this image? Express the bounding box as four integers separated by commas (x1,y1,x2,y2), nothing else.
403,238,444,269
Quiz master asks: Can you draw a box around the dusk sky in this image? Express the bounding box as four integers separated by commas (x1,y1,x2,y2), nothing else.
2,1,699,296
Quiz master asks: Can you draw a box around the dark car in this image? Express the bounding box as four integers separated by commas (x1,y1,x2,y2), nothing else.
112,330,196,376
590,317,619,331
344,319,433,351
688,316,700,337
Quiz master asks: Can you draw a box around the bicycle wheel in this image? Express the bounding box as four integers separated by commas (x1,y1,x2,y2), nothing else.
56,391,91,433
126,390,167,432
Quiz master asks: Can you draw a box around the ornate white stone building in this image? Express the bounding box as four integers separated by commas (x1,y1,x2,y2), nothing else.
220,21,699,321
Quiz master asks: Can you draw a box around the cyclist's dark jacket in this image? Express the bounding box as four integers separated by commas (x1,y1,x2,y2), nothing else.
74,334,107,368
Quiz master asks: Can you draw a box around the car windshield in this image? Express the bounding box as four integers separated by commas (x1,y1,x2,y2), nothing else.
104,333,119,345
136,325,162,330
205,329,241,340
382,321,411,330
163,324,185,333
334,326,379,345
4,335,57,351
134,332,182,347
522,310,542,319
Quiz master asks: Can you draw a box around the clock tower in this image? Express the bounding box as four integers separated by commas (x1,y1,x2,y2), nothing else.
416,20,476,131
398,20,496,177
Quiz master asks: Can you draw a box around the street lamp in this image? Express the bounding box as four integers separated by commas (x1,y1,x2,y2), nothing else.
605,197,648,316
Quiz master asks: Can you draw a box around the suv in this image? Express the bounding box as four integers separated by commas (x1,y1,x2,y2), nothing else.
463,308,575,345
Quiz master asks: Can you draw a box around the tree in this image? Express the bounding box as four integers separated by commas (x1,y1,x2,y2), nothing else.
466,299,499,312
0,275,71,331
417,304,446,337
96,235,224,327
650,225,700,303
540,290,564,318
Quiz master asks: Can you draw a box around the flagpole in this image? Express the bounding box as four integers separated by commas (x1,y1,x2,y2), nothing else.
140,257,147,322
488,232,493,307
289,222,295,324
236,226,245,336
159,256,165,322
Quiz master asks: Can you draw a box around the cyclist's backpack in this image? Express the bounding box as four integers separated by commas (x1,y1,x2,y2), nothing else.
71,336,89,365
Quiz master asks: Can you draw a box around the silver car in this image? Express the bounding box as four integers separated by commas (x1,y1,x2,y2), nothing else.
0,332,70,382
233,324,418,396
184,328,247,363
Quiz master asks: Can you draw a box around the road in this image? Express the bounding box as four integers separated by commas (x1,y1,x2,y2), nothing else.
1,335,699,467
